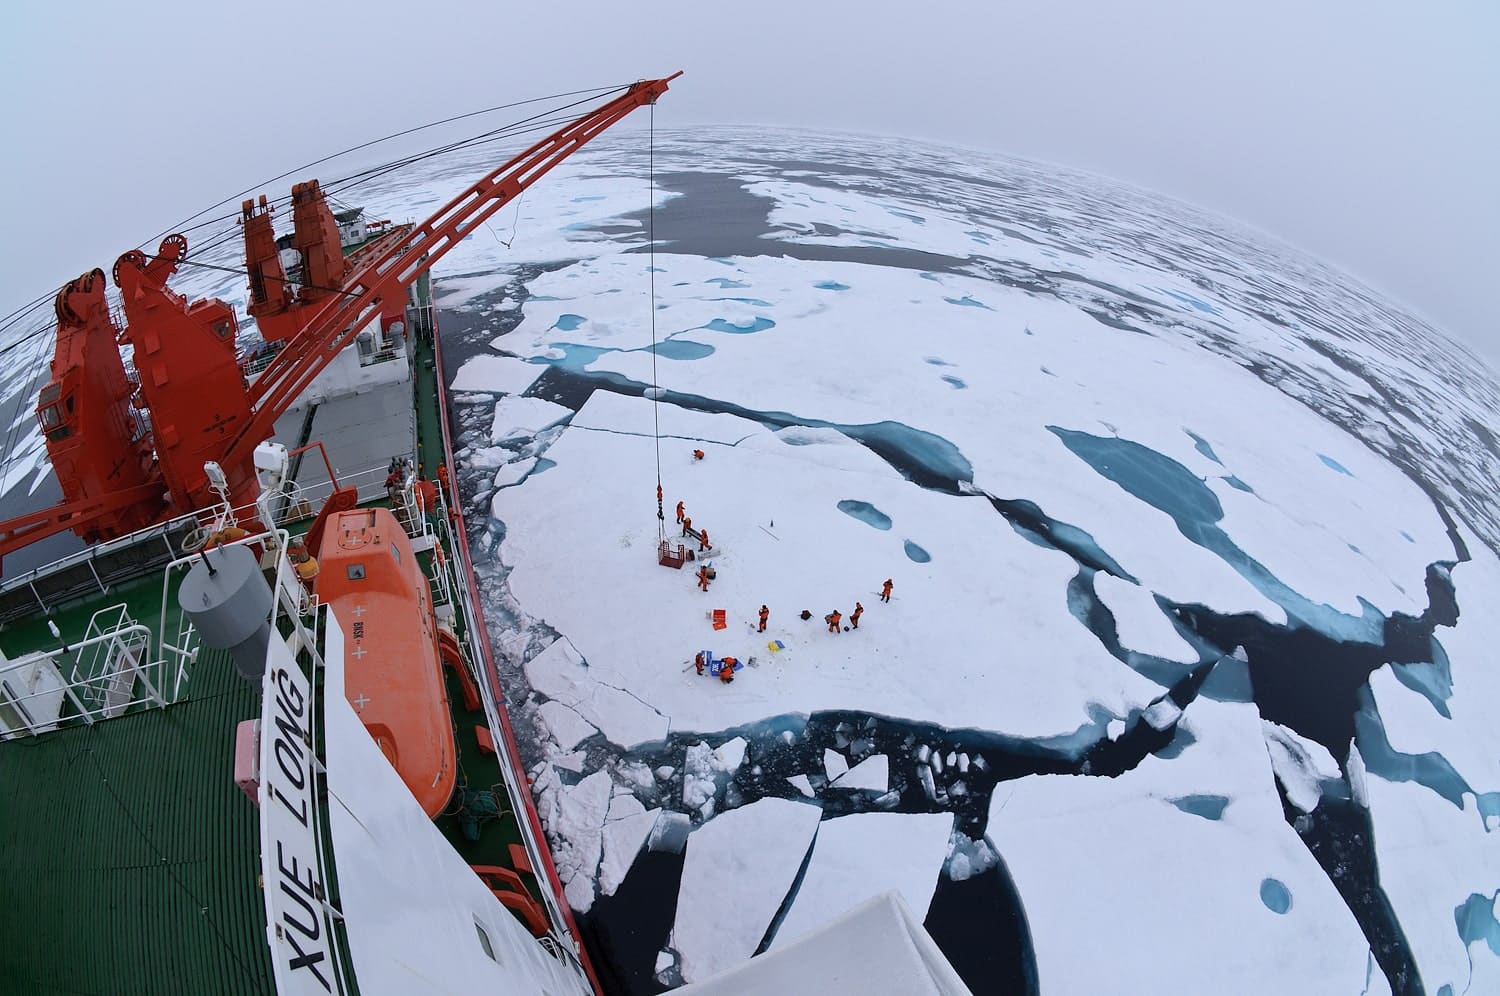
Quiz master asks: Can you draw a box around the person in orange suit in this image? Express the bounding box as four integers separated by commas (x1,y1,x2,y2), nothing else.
698,527,710,552
437,462,451,500
676,500,685,523
851,602,864,629
697,565,710,591
758,605,770,632
692,449,705,460
695,652,705,675
827,609,842,633
881,578,893,603
719,657,737,683
414,476,438,514
682,515,693,538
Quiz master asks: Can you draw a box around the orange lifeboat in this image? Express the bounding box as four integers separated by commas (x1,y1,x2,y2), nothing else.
315,507,456,817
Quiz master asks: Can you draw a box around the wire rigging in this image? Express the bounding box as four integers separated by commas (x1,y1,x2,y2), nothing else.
648,104,664,543
0,83,641,488
138,83,625,252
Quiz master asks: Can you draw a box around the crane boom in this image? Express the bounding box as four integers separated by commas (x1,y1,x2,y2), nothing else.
0,73,681,569
234,73,681,470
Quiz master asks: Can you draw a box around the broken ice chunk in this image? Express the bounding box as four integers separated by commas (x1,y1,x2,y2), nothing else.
917,765,937,801
1142,699,1183,731
787,774,815,798
649,811,692,854
824,748,849,782
833,753,889,792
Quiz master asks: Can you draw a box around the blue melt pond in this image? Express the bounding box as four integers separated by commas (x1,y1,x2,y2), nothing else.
1260,878,1292,914
703,317,775,334
572,195,606,202
924,357,954,367
815,281,849,291
943,295,992,310
903,540,931,563
646,340,715,361
941,375,967,390
1401,530,1415,543
1160,287,1222,316
534,343,611,373
1185,429,1222,465
1318,454,1354,476
705,277,747,289
837,500,892,530
1455,893,1500,958
1222,475,1254,493
552,314,586,332
1170,795,1229,821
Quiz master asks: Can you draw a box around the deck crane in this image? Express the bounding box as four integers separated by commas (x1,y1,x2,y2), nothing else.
0,73,681,569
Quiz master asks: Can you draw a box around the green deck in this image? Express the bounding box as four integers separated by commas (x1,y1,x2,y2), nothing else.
0,644,272,995
0,277,543,995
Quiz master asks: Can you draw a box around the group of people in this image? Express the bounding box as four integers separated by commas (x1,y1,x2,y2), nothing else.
817,578,892,634
695,651,739,684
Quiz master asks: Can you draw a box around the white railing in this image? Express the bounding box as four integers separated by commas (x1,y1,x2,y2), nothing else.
433,492,591,985
2,617,166,735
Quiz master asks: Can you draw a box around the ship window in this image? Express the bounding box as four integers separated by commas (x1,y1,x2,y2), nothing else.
38,404,61,430
346,563,366,581
390,544,401,565
474,919,496,962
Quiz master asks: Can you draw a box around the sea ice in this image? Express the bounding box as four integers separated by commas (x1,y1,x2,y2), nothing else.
713,737,748,772
671,797,823,984
495,391,1166,742
832,754,888,792
786,774,815,798
489,395,571,445
771,811,953,949
522,637,669,749
1093,571,1198,663
1260,720,1340,814
536,769,612,913
823,748,848,783
450,353,541,395
535,699,597,752
599,807,661,897
989,695,1377,993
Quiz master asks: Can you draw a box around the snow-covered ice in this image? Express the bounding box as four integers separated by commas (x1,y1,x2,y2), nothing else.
831,753,888,792
412,130,1500,992
450,353,541,395
671,797,823,984
1261,720,1340,813
1093,571,1198,663
489,395,571,445
599,803,661,898
522,637,668,749
988,695,1380,993
771,811,952,949
535,699,597,752
497,391,1166,741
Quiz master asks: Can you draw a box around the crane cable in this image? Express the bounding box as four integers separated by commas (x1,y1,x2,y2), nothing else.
649,104,664,544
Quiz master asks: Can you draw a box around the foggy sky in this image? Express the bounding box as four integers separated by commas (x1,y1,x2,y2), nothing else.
2,0,1495,365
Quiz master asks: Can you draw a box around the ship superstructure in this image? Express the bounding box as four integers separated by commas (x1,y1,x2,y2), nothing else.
0,76,683,994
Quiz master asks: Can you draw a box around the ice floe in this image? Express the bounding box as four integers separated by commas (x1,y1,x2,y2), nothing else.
671,797,823,984
771,811,952,949
989,695,1380,993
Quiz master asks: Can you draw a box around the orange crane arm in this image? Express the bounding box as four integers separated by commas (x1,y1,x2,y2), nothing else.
231,72,682,470
0,483,164,563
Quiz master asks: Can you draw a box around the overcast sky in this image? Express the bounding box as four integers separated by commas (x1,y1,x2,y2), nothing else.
3,0,1495,363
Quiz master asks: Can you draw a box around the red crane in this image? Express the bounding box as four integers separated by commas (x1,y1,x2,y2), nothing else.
1,73,681,568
